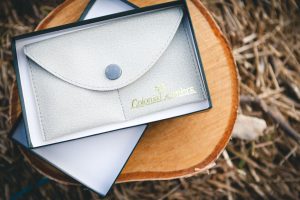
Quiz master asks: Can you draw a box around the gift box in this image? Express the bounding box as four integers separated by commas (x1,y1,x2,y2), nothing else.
11,0,212,197
12,0,211,148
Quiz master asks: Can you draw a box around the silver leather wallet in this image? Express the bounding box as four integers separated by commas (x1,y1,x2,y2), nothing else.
14,2,211,143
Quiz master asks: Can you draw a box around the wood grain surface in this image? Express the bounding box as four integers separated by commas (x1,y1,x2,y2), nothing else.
9,0,238,184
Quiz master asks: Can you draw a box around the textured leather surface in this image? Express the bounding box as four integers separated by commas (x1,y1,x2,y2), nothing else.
24,7,208,140
24,8,183,91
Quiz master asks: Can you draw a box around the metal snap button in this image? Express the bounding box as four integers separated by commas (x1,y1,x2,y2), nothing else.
105,64,122,80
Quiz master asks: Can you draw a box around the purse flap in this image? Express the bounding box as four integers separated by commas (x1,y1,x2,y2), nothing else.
24,7,183,91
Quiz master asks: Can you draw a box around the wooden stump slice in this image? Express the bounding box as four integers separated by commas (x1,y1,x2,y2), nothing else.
9,0,238,184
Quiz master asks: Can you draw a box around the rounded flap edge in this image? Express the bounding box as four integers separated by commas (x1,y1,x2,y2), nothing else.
24,7,184,91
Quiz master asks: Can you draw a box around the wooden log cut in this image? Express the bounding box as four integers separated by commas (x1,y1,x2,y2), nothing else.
9,0,238,184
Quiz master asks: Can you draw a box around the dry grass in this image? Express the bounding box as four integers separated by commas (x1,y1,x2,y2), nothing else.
0,0,299,199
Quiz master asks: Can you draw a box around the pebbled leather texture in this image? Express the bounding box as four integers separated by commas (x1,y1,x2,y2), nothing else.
24,7,208,140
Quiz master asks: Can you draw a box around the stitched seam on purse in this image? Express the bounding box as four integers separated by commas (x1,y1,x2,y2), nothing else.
24,9,183,91
183,21,206,100
28,60,48,140
117,89,126,120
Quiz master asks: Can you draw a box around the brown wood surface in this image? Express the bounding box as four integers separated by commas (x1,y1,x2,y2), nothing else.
9,0,238,184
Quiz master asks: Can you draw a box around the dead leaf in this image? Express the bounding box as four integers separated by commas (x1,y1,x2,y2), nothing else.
232,114,267,140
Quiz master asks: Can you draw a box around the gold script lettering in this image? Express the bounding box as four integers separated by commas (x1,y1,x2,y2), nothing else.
131,84,197,109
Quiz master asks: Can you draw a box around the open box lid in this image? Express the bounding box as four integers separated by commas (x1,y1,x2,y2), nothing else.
11,0,146,197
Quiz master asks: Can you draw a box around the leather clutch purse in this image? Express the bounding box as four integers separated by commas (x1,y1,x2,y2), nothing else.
14,2,210,143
